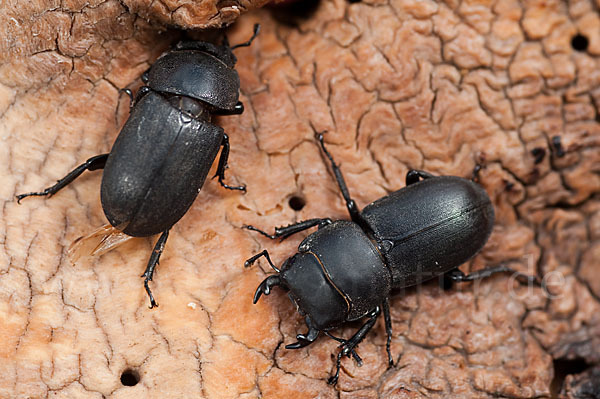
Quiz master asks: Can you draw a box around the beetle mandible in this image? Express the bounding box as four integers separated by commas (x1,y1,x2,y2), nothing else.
244,133,538,384
16,25,260,308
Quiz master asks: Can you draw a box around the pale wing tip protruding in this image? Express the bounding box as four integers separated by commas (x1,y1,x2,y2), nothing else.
67,224,133,263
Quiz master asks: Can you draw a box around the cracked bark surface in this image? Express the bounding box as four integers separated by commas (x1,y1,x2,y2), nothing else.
1,0,600,398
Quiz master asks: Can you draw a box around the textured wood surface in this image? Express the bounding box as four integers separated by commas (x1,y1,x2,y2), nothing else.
1,0,599,398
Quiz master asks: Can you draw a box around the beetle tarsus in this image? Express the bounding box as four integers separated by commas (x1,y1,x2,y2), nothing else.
382,299,394,367
214,133,246,192
327,307,381,385
324,332,364,365
328,355,342,385
244,219,333,241
327,341,364,385
144,279,158,309
16,189,52,204
243,225,273,238
243,225,276,239
218,180,246,192
447,265,540,286
16,153,109,204
141,230,169,309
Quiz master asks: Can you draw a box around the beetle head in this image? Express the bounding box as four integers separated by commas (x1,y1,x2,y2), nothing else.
174,41,238,68
175,24,260,69
278,254,348,330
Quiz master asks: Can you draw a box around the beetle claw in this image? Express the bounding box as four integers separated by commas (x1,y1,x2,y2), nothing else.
253,275,282,304
287,335,310,349
285,335,313,350
285,341,304,350
351,350,362,366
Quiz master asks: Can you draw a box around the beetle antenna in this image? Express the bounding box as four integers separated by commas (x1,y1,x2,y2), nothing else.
244,249,280,272
221,35,230,48
231,24,260,50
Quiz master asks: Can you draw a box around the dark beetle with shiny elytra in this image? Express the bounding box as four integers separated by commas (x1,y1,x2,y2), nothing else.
17,25,260,308
245,133,537,384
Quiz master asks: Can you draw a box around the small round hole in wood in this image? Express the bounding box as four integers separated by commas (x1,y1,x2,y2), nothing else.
288,196,306,211
571,34,589,52
120,369,140,386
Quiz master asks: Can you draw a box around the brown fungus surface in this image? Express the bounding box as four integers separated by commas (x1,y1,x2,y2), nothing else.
1,0,600,398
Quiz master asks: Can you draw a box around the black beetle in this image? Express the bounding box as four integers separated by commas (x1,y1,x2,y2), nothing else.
16,25,260,308
244,133,538,384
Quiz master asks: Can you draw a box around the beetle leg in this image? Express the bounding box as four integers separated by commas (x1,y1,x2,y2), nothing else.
329,345,362,386
141,230,170,309
316,133,372,230
16,154,109,203
446,266,540,286
213,133,246,192
286,316,320,349
253,275,286,303
405,170,434,185
328,306,381,385
382,298,394,367
243,218,332,241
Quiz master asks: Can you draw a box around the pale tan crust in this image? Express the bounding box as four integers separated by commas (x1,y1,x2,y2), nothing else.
1,0,600,398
